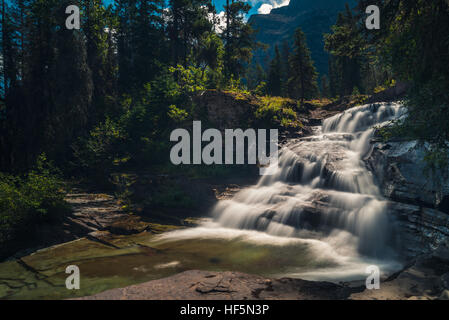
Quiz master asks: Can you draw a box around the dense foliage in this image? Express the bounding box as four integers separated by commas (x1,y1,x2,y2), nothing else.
323,0,449,170
262,28,319,102
0,154,69,256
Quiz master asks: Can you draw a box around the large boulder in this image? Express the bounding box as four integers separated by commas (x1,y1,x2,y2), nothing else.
387,201,449,259
192,90,258,131
367,140,449,213
366,140,449,260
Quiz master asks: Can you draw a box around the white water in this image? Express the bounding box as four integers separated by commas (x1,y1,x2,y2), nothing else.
158,102,406,281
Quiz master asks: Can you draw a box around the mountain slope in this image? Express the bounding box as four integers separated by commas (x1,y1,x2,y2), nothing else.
249,0,357,76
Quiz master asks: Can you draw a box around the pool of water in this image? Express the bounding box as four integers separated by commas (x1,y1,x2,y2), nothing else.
0,224,401,299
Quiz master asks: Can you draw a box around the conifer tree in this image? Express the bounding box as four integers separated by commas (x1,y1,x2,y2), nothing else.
324,6,364,96
288,27,318,103
267,45,282,96
222,0,256,81
321,74,330,98
280,40,290,97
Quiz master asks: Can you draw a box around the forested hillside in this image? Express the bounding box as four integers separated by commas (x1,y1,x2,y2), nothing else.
249,0,357,76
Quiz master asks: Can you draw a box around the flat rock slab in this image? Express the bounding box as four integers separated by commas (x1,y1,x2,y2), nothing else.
76,270,363,300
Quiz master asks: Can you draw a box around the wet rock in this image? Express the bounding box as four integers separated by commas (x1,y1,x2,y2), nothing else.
387,202,449,259
351,255,449,300
366,140,449,260
366,140,449,212
433,239,449,262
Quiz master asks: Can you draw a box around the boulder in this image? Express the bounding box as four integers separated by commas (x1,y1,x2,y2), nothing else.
192,90,257,131
387,201,449,259
367,140,449,213
366,140,449,260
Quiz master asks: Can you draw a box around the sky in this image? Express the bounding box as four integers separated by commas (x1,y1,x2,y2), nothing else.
102,0,290,16
212,0,290,15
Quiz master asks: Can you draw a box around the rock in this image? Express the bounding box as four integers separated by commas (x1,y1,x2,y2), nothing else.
387,202,449,259
433,239,449,262
366,140,449,260
366,140,449,212
76,270,363,300
440,273,449,290
366,82,408,104
351,255,449,300
193,90,257,131
107,216,151,235
438,290,449,300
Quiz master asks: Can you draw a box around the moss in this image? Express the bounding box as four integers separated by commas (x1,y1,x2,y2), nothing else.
305,98,332,108
254,96,301,129
147,223,182,234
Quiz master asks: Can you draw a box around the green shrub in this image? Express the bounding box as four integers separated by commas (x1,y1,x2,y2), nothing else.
254,96,300,129
72,117,127,175
0,155,69,257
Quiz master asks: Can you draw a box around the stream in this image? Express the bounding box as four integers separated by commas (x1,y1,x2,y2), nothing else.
0,102,405,299
157,102,406,282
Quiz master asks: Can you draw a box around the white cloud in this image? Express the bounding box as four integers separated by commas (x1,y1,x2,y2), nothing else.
216,11,227,33
256,0,290,15
258,4,273,14
208,11,227,34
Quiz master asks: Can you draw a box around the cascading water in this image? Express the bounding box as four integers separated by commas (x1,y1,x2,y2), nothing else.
157,102,406,281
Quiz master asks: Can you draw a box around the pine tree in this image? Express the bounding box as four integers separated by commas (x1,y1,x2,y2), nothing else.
168,0,213,69
0,0,19,97
267,45,282,96
222,0,256,81
287,27,318,103
320,74,330,98
324,6,365,96
83,1,118,122
116,0,166,92
44,0,94,162
280,40,290,97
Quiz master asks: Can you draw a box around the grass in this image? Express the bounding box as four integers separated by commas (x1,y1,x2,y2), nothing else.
254,96,302,129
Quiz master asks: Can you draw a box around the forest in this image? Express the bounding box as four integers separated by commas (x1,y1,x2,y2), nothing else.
0,0,448,266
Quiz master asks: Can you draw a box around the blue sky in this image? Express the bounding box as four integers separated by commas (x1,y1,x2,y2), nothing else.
209,0,290,15
102,0,290,16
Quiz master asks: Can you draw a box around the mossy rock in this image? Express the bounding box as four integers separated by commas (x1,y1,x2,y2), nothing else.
107,216,151,235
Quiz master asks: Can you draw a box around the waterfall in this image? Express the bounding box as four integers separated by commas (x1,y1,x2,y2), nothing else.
157,102,406,281
213,102,406,257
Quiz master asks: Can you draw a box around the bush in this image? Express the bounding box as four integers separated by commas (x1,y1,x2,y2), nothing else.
0,154,69,257
72,67,196,175
72,117,127,177
254,96,301,129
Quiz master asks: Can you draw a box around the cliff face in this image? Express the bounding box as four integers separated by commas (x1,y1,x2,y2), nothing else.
249,0,357,76
366,140,449,260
